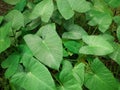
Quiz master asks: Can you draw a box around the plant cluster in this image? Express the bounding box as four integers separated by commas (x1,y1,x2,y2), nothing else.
0,0,120,90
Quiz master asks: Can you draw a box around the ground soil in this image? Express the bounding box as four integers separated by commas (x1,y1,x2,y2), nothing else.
0,0,12,15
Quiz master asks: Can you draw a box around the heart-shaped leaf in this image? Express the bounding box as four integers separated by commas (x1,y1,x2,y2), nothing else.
85,58,119,90
11,56,56,90
24,24,63,70
5,10,24,30
88,0,112,33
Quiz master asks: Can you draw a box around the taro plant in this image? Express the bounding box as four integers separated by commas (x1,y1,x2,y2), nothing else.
0,0,120,90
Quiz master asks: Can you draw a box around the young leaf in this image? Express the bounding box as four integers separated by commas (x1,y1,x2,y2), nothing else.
11,57,56,90
1,53,20,78
56,0,74,19
84,58,119,90
0,23,12,53
24,24,63,70
79,35,114,55
5,10,24,30
62,24,87,39
30,0,54,22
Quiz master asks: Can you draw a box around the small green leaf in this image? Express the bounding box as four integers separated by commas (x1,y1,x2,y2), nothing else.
64,40,83,54
85,58,119,90
24,24,63,70
14,0,26,11
5,10,24,30
88,0,112,33
1,53,20,78
30,0,54,22
113,16,120,25
0,23,12,53
62,24,87,39
79,35,114,55
0,16,3,24
11,57,56,90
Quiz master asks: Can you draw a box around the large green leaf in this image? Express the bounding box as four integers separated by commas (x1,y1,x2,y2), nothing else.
62,24,87,39
5,10,24,30
24,24,63,70
30,0,54,22
79,35,114,55
109,43,120,65
57,60,83,90
0,23,12,53
3,0,20,5
1,53,20,78
10,56,56,90
56,0,91,19
85,58,119,90
88,0,112,33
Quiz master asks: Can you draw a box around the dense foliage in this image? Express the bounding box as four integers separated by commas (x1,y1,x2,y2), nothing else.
0,0,120,90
